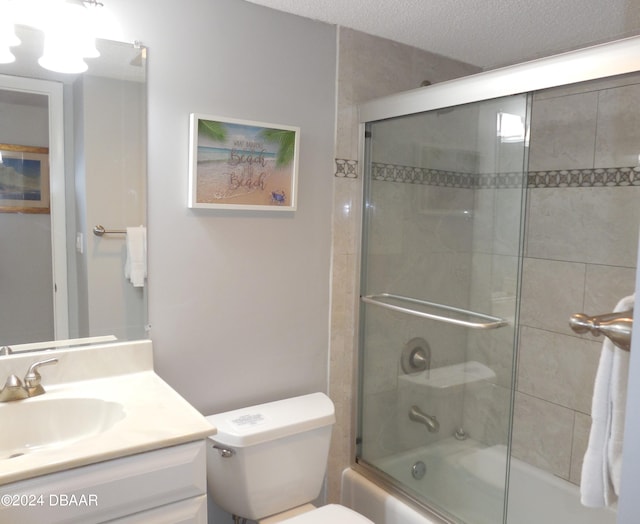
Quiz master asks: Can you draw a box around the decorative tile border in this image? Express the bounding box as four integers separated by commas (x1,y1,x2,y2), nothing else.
527,167,640,188
472,172,525,189
335,158,358,178
370,162,522,188
337,159,640,189
372,163,477,187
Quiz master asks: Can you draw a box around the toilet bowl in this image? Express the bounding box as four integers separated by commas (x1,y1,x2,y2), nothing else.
205,393,372,523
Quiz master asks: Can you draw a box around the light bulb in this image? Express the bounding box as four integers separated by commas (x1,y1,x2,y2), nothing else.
38,0,100,73
38,52,88,74
39,33,88,73
0,46,16,64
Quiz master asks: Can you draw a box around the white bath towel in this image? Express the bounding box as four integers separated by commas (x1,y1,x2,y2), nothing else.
124,225,147,287
580,294,634,508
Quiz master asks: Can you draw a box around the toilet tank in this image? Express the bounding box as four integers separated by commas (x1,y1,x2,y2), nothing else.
206,392,335,521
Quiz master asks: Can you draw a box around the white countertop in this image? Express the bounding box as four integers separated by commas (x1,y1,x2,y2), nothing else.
0,340,216,485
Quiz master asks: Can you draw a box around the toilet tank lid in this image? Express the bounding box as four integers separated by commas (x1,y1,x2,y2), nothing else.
206,392,335,447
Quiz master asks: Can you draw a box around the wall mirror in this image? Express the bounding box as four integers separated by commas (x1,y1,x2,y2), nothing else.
0,25,147,352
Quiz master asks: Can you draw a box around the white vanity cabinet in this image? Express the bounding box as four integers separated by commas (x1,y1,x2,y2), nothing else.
0,440,207,524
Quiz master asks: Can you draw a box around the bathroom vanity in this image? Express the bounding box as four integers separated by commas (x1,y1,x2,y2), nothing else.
0,340,216,523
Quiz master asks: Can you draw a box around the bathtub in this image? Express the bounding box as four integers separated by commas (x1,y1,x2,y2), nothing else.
341,438,616,524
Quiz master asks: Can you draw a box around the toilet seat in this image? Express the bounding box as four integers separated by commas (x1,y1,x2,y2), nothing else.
277,504,373,523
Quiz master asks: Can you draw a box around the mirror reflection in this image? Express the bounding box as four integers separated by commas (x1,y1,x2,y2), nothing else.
0,25,147,350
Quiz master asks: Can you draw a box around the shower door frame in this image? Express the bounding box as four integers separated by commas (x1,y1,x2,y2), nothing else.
358,36,640,124
354,34,640,524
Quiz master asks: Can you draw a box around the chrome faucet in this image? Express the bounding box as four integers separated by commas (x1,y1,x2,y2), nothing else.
409,405,440,433
0,358,58,402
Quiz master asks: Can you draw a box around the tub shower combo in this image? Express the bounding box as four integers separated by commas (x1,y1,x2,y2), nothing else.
352,36,640,524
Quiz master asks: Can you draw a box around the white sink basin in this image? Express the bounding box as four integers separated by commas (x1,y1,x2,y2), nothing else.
1,398,125,459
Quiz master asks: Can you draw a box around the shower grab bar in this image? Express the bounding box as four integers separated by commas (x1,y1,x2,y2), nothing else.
93,225,127,237
361,293,509,330
569,309,633,351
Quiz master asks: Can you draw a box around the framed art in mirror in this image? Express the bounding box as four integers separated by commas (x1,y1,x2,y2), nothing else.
0,143,50,214
188,114,299,211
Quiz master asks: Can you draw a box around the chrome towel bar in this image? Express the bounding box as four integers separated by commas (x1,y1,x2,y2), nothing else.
93,225,127,237
569,309,633,351
361,293,508,329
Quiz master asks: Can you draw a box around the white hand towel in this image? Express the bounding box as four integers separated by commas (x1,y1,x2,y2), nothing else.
580,293,634,507
124,225,147,287
607,295,633,499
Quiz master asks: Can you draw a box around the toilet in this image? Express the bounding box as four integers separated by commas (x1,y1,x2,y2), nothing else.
205,392,373,523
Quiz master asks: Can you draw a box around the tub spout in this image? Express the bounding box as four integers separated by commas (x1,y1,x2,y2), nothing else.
409,405,439,433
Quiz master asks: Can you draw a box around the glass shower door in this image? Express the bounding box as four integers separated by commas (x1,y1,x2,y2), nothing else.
357,94,529,524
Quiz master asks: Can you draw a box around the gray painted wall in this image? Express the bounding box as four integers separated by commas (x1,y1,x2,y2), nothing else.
107,0,336,417
0,100,54,344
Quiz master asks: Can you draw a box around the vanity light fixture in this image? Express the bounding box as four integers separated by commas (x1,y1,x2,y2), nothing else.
38,0,102,74
0,0,20,64
3,0,104,74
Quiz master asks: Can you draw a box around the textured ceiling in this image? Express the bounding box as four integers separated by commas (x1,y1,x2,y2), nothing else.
246,0,640,69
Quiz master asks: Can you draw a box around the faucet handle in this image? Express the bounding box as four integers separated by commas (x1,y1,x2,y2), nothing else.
24,358,58,396
0,374,28,401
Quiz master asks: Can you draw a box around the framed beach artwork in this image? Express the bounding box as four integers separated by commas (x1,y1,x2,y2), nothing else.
188,113,300,211
0,144,50,214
